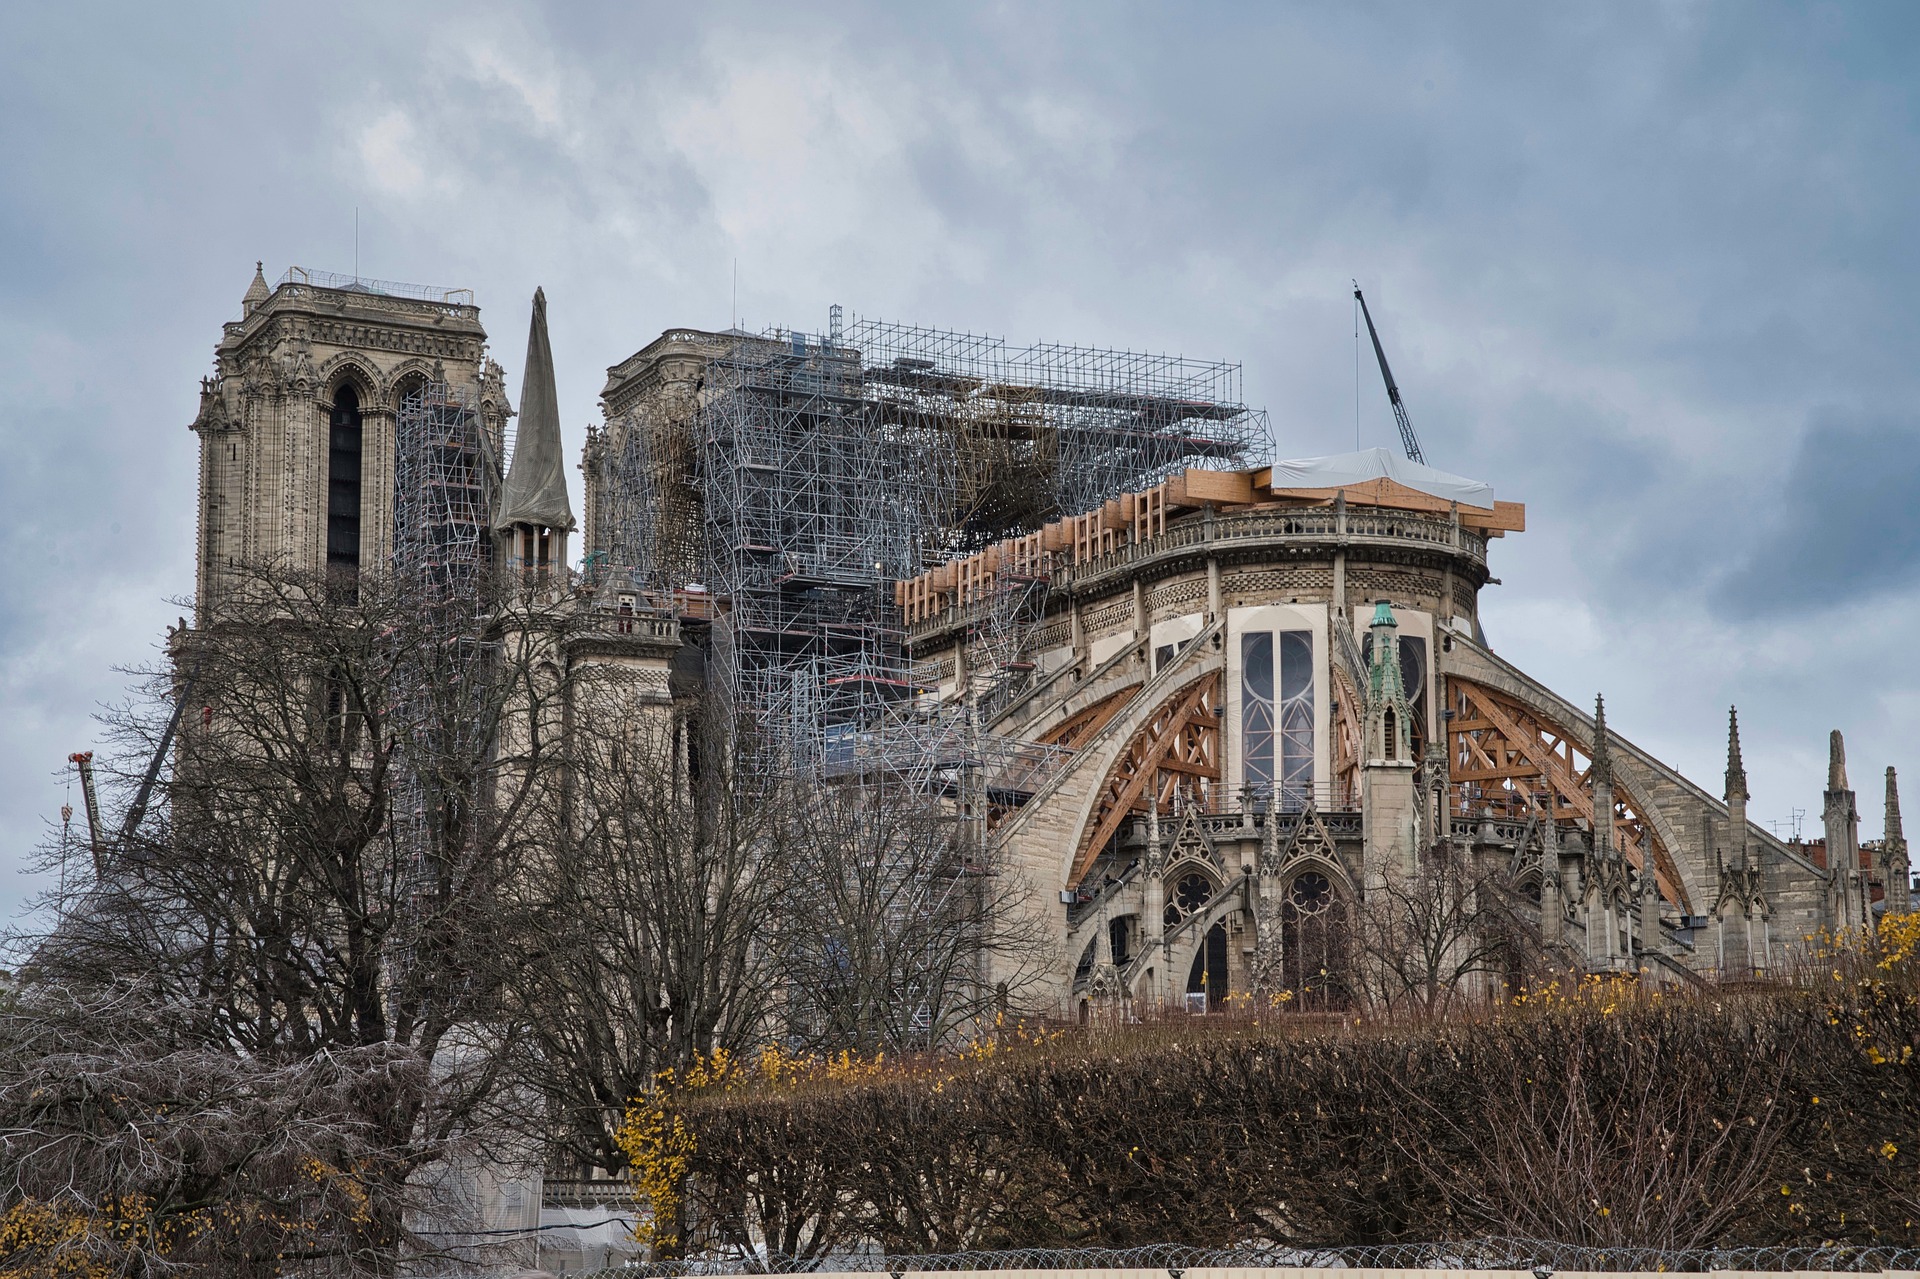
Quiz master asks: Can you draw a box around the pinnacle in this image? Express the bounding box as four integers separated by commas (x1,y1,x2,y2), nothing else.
1725,706,1748,803
1887,766,1904,844
1829,729,1850,793
1590,693,1612,777
242,260,271,314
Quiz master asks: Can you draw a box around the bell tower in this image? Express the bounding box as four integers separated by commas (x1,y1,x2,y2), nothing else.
187,264,506,615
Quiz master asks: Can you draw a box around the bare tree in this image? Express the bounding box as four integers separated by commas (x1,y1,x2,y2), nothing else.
1398,1000,1801,1251
0,986,430,1278
1352,844,1531,1015
780,784,1049,1055
8,562,567,1273
501,682,795,1177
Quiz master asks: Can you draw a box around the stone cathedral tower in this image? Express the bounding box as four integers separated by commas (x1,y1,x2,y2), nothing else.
188,264,512,613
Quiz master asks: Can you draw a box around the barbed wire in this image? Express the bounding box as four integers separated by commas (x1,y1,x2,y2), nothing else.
579,1236,1920,1275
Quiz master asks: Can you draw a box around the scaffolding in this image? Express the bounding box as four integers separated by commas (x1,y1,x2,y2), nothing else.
846,314,1262,554
393,382,496,606
596,313,1262,772
692,329,951,775
389,383,498,971
587,313,1263,1043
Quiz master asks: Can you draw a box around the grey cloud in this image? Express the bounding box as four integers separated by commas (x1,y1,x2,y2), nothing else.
1714,413,1920,617
6,1,1920,914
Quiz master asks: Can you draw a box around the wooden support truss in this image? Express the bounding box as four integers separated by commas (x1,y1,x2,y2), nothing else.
1039,685,1138,752
1445,677,1691,911
1069,670,1221,887
1329,661,1363,810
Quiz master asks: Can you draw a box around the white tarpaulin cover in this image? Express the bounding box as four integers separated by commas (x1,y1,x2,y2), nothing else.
1266,446,1494,509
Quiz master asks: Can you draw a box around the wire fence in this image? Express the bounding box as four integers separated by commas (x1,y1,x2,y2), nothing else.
576,1237,1920,1274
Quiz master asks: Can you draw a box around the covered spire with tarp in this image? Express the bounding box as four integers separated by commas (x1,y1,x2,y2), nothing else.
496,287,576,533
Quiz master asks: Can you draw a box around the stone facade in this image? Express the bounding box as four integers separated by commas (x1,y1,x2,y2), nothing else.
186,273,1916,1026
898,470,1916,1015
189,266,511,614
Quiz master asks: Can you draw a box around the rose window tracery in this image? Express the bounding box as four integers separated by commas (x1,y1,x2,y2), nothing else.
1175,872,1214,913
1286,871,1332,914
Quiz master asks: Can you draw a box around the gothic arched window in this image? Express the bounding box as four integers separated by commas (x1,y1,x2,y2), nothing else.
327,384,363,571
1243,629,1315,807
1280,870,1350,1009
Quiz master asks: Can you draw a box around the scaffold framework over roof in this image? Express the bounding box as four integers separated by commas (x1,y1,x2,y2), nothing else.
844,313,1264,556
596,311,1266,794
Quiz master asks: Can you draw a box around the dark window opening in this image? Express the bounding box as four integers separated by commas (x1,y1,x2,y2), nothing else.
1242,631,1275,790
1280,870,1350,1009
327,386,363,571
1278,630,1314,804
1185,920,1230,1009
322,666,361,752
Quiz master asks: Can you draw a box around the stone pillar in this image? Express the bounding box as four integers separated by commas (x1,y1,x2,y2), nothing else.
1207,556,1222,621
1540,832,1564,948
1143,801,1166,1005
1332,492,1348,610
1824,730,1867,933
1637,854,1661,961
1885,766,1911,917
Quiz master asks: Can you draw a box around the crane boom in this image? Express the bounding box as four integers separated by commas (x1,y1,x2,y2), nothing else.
68,751,105,875
1353,284,1426,465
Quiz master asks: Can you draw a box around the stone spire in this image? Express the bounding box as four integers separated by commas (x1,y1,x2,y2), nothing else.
1591,694,1612,786
1829,730,1850,792
1886,767,1911,916
242,261,270,317
1725,707,1749,872
1361,600,1419,881
496,287,577,534
1365,601,1412,762
1590,694,1614,857
1725,706,1747,805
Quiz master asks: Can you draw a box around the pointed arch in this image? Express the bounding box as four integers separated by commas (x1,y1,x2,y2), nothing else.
1446,677,1692,912
388,358,438,410
317,352,381,405
1278,864,1351,1008
1145,879,1247,1001
1272,806,1352,891
1069,669,1222,887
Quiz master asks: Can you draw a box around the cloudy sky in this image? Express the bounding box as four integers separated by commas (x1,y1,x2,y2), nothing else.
2,2,1917,917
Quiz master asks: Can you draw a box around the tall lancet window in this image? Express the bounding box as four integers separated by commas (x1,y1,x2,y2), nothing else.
1243,630,1315,806
327,386,363,571
1243,632,1276,792
1277,631,1315,804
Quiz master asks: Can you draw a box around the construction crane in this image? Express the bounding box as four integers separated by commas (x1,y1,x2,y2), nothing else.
1353,283,1426,465
64,656,202,878
68,751,106,875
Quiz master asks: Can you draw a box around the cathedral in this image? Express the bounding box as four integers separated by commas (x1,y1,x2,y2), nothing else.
188,264,1914,1027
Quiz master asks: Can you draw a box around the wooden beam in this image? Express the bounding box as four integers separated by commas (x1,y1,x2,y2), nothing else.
1168,468,1255,507
1069,672,1220,887
1450,679,1689,911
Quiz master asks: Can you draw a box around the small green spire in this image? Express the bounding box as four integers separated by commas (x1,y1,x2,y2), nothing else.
1370,599,1397,629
